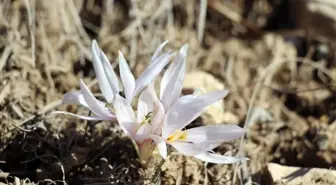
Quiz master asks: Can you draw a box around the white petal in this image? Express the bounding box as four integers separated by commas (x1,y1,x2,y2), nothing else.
196,141,223,151
147,83,159,102
100,48,119,94
160,57,179,99
194,152,246,164
79,80,114,118
137,86,155,123
62,91,88,108
119,51,135,103
121,122,138,138
150,135,167,159
185,125,245,143
160,51,186,109
151,40,169,63
171,140,232,157
134,123,152,143
179,44,189,57
160,44,187,96
162,90,229,138
170,142,204,156
114,94,136,124
52,111,114,121
114,94,137,136
92,40,115,103
170,45,188,104
151,100,165,134
134,52,173,97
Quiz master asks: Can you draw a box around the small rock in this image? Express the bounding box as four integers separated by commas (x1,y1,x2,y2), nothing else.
267,163,336,185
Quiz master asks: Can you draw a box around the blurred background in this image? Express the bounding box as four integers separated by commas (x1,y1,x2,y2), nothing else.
0,0,335,184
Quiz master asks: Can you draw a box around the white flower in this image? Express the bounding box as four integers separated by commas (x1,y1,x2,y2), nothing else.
154,90,246,164
112,44,188,163
54,40,172,121
113,44,246,164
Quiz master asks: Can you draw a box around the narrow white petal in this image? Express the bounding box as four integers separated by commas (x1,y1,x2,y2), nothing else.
52,111,114,121
160,57,179,99
179,44,189,57
171,44,188,104
162,94,195,138
160,52,186,109
114,94,136,124
170,142,205,156
121,121,138,138
100,48,119,94
150,135,167,159
194,152,247,164
151,100,165,134
79,80,114,118
91,40,114,102
160,44,188,100
151,40,169,63
119,51,135,103
137,86,155,123
114,94,137,136
162,90,229,138
143,84,164,134
147,83,159,102
170,140,231,157
134,124,152,143
134,52,173,97
137,104,146,124
62,91,88,108
185,125,245,143
196,141,223,151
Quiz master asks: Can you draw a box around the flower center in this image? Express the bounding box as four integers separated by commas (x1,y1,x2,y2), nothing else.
166,130,187,142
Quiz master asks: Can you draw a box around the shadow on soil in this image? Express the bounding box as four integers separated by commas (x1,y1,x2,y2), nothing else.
0,120,142,185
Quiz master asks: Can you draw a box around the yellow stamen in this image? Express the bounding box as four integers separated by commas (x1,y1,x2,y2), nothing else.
166,130,188,142
140,112,153,125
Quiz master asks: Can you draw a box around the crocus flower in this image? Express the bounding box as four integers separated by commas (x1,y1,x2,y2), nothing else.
54,40,172,121
113,44,246,164
112,44,188,163
154,90,246,164
115,85,246,164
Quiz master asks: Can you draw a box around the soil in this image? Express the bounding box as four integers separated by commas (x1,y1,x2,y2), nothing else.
0,0,335,185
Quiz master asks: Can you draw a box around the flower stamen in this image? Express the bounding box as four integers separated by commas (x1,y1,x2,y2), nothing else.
166,130,187,142
140,112,153,125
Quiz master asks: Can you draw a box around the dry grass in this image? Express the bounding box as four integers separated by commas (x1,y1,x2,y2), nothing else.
0,0,336,185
